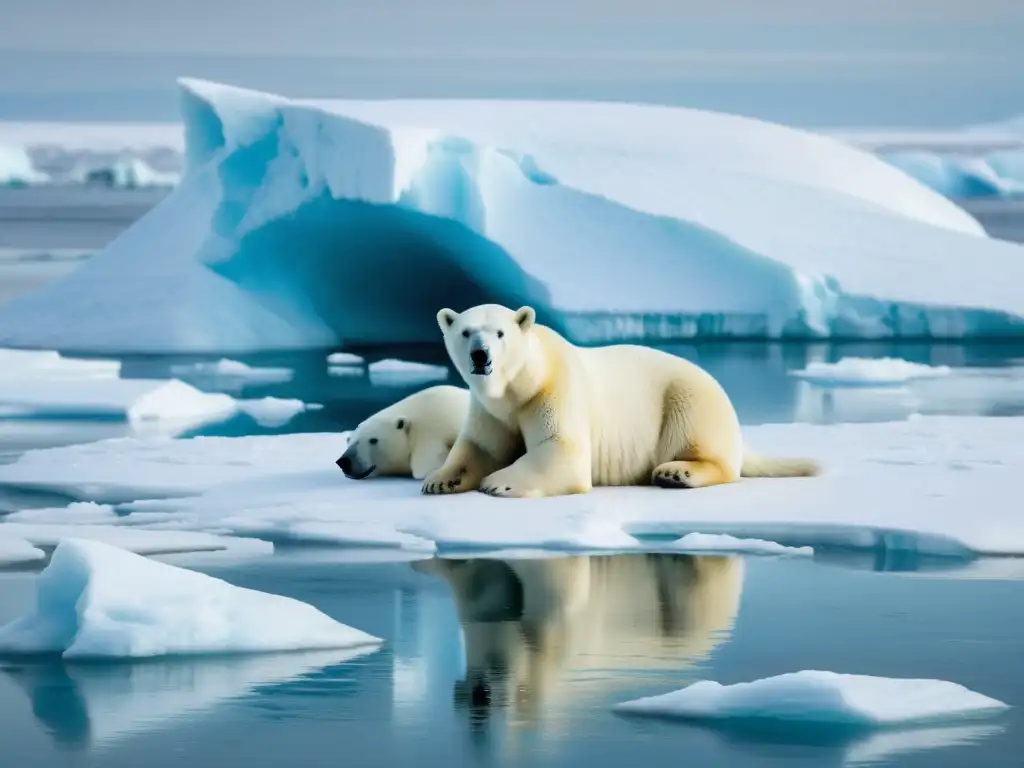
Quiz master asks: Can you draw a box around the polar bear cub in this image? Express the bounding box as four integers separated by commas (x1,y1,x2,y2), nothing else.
422,303,819,498
337,384,470,480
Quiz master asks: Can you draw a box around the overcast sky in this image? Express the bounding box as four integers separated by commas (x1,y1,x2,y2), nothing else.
2,0,1023,125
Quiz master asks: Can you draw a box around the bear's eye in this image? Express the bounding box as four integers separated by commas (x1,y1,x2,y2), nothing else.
497,330,504,339
368,438,378,445
462,330,469,338
396,419,405,430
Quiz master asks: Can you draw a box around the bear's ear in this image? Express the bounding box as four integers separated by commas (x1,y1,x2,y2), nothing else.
437,308,458,332
514,306,536,331
396,418,410,433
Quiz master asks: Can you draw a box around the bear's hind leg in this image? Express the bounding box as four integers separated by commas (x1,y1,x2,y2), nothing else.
652,459,738,489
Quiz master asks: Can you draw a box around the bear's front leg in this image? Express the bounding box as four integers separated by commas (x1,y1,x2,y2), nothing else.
421,438,505,495
480,438,591,499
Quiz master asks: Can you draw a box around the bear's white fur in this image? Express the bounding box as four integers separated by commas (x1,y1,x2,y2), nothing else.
338,385,470,480
414,553,743,723
423,303,819,498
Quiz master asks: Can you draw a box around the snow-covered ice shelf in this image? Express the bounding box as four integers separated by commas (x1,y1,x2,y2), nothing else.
0,415,1020,558
1,79,1023,355
0,539,381,659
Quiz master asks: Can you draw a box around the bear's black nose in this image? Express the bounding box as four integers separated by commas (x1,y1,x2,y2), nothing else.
470,349,490,368
336,455,352,474
470,680,491,707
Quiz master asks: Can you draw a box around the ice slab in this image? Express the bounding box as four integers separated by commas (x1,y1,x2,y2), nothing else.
0,523,272,558
612,670,1009,727
670,533,813,557
169,358,293,385
4,80,1024,355
0,539,380,659
0,415,1020,558
0,536,45,566
792,357,952,387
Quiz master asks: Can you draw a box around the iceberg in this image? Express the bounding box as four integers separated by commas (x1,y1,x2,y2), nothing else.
0,538,381,658
1,414,1021,559
612,670,1009,727
1,79,1023,354
881,150,1024,200
0,144,48,186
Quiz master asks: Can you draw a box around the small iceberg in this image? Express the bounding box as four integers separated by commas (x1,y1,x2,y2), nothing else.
326,352,364,366
0,539,382,659
613,670,1009,728
0,536,46,566
367,358,448,385
791,357,952,387
169,358,294,385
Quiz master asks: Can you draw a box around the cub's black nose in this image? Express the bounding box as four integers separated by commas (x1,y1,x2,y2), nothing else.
336,455,352,474
470,349,490,368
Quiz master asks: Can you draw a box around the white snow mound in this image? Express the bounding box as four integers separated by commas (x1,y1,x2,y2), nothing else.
1,79,1022,354
0,538,381,658
613,670,1009,727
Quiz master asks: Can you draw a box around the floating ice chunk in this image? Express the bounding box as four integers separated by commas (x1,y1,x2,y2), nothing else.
326,352,364,365
0,539,380,658
75,157,180,188
169,358,293,385
0,536,45,565
670,533,813,557
612,670,1009,727
367,359,448,385
236,396,319,427
0,378,236,429
0,522,272,557
792,357,953,387
215,517,437,553
5,501,118,524
0,349,121,380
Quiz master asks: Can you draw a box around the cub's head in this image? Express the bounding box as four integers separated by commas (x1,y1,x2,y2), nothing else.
335,411,413,479
436,304,536,399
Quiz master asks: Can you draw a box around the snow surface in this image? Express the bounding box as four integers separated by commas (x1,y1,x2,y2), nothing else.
882,151,1024,199
792,357,952,387
3,79,1024,354
0,145,49,185
0,539,381,658
0,415,1021,558
671,533,812,557
0,536,45,566
612,671,1009,727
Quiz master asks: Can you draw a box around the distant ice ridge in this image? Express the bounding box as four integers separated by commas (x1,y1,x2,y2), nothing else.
73,156,181,188
0,539,382,658
0,145,49,186
0,415,1022,560
612,671,1009,727
2,81,1024,353
882,150,1024,199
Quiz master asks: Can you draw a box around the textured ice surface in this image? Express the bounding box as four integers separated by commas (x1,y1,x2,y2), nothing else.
0,539,381,658
2,80,1023,354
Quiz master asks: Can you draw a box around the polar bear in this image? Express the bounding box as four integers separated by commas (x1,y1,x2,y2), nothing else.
414,553,744,725
422,303,819,497
336,384,470,480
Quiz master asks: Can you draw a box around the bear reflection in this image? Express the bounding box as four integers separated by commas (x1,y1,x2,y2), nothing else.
414,553,744,727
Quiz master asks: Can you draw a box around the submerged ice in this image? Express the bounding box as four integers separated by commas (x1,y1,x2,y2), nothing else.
0,80,1022,354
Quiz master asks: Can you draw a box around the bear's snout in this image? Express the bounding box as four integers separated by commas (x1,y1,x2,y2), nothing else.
336,453,353,474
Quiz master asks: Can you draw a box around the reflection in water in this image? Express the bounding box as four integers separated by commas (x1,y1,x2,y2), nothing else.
414,553,744,735
2,648,374,750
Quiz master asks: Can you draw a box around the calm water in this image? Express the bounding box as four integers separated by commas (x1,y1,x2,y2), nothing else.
0,189,1022,767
